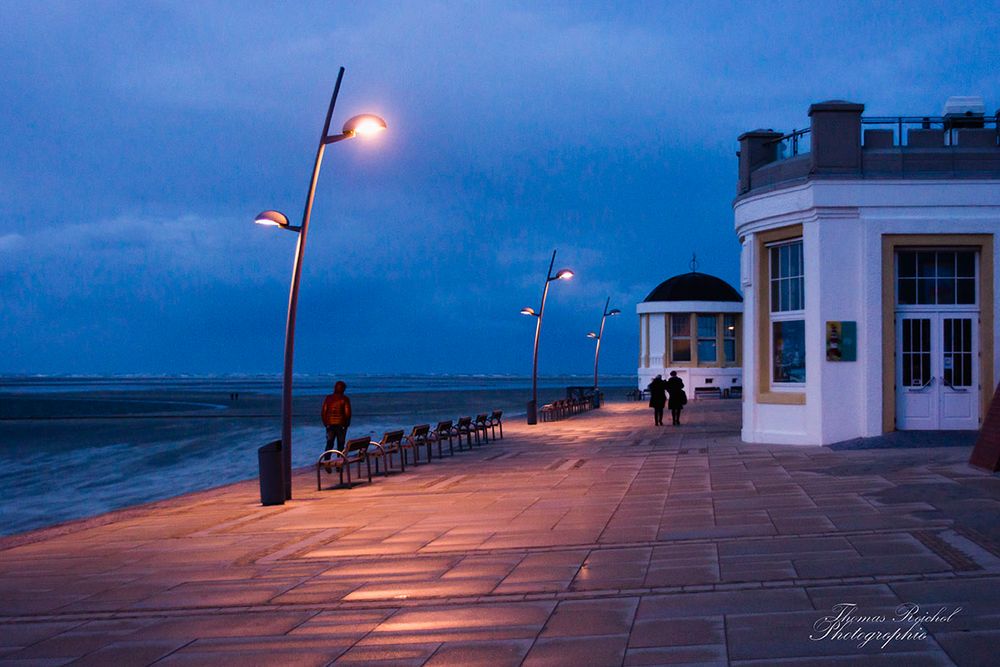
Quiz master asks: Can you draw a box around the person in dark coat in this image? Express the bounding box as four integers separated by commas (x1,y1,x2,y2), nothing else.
647,374,667,425
666,371,686,425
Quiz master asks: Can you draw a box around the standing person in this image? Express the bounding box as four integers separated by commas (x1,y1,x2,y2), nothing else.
666,371,686,425
647,374,667,426
321,381,352,469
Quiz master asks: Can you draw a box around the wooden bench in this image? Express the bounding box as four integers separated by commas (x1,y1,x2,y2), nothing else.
403,424,432,465
694,387,722,399
474,413,491,443
316,435,373,490
433,420,457,457
370,429,405,474
455,416,477,448
486,410,504,439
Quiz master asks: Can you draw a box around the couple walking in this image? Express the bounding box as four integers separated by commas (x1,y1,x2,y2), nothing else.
648,371,686,426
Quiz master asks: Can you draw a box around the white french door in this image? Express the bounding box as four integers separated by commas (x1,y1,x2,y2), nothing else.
896,313,979,430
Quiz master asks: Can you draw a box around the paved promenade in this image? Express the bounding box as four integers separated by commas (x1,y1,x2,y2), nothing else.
2,401,999,666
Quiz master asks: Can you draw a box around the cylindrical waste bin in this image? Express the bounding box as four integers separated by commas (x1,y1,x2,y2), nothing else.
258,440,285,506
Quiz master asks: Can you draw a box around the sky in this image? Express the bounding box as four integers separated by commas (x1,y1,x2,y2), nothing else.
1,0,998,377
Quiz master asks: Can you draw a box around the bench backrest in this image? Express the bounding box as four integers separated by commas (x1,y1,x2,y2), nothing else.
490,410,503,420
410,424,430,438
435,420,453,432
345,436,371,454
380,430,404,445
475,413,488,423
457,416,472,428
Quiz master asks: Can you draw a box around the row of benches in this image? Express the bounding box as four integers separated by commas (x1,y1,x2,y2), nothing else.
316,410,504,490
539,396,597,422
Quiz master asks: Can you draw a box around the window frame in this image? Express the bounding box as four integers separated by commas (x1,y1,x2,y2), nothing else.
670,313,692,363
765,235,806,393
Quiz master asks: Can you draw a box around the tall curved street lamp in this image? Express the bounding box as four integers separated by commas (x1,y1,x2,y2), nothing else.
255,67,386,500
586,297,620,390
521,249,574,425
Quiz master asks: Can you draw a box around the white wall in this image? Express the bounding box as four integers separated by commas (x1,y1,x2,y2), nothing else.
735,178,1000,445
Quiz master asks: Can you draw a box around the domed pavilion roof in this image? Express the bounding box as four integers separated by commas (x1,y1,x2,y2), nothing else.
643,272,742,303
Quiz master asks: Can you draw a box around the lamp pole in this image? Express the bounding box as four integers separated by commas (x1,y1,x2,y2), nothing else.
587,297,620,390
255,67,387,500
522,249,574,425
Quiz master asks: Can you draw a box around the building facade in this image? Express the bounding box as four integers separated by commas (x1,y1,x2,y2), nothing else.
637,271,743,397
735,99,999,445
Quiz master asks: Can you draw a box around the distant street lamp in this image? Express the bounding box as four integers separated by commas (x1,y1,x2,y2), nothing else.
255,67,386,500
521,249,574,425
586,297,620,390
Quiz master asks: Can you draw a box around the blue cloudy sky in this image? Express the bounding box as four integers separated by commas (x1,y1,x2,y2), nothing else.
1,1,997,376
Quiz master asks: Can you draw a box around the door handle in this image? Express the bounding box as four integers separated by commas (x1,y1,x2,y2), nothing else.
906,377,934,392
941,376,968,392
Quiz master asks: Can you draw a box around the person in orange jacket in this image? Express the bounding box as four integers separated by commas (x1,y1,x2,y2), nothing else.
321,381,352,460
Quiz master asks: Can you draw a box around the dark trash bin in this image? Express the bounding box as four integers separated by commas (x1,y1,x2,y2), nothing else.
258,440,285,506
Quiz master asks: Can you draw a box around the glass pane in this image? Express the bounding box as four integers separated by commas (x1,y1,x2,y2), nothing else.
771,281,780,312
671,315,690,337
962,353,972,387
957,278,975,304
698,339,717,362
917,278,935,305
781,245,791,279
780,279,790,312
792,242,803,277
937,252,955,278
724,314,737,336
917,251,936,278
770,246,780,277
898,278,916,305
956,251,975,277
937,278,955,304
672,339,691,362
772,320,806,383
697,315,717,338
792,276,804,310
724,339,736,362
898,252,916,278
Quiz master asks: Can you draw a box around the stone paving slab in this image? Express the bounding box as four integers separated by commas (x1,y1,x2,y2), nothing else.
1,401,999,665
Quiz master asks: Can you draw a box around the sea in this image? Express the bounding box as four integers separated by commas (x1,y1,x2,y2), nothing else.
0,374,636,537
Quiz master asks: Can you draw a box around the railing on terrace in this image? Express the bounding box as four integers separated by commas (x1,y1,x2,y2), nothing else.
768,128,811,160
766,116,999,161
861,115,999,147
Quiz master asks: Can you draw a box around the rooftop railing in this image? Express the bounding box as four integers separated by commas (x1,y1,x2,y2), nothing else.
861,115,999,147
768,128,811,160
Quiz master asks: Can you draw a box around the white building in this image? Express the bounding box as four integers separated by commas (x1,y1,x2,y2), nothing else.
736,99,999,445
637,271,743,397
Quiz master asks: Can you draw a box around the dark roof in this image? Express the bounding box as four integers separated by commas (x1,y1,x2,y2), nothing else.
643,272,742,303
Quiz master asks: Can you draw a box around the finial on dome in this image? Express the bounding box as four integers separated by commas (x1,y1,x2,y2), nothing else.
689,253,698,272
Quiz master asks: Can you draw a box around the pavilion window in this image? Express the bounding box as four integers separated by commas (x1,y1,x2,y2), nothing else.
769,240,805,384
723,314,738,363
697,315,717,363
671,314,691,362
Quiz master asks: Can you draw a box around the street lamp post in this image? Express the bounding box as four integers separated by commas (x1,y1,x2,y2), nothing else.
255,67,386,500
586,297,620,390
521,249,574,425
